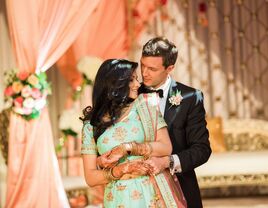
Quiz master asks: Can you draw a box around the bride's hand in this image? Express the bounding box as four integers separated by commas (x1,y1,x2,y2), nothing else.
113,160,154,178
97,145,126,168
96,150,115,168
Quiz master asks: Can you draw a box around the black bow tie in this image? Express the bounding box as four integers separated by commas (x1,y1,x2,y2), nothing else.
138,85,164,98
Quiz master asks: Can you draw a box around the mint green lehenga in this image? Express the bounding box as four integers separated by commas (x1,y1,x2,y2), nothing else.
81,94,187,208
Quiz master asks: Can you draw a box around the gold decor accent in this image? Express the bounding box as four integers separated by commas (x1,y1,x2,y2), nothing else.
198,173,268,188
206,117,226,153
251,12,257,20
225,47,232,55
210,32,219,39
228,111,237,118
240,63,246,70
236,0,244,5
223,119,268,151
242,94,248,100
239,30,244,38
209,0,216,7
225,133,268,151
198,47,206,55
182,0,188,8
213,64,221,70
253,45,260,53
200,80,208,87
255,77,262,84
227,76,234,83
223,15,230,23
215,96,221,102
0,109,10,165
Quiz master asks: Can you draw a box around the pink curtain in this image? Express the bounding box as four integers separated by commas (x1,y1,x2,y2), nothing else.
5,0,100,207
57,0,129,87
7,0,100,73
57,0,160,88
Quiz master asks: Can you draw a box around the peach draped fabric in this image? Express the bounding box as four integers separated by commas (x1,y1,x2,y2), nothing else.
5,0,100,207
57,0,129,88
7,0,100,73
6,109,70,208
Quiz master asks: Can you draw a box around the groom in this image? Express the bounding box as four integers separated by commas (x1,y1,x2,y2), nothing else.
139,37,211,208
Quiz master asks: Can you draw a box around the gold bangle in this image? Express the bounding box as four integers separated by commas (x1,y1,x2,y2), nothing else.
109,168,120,181
104,169,112,182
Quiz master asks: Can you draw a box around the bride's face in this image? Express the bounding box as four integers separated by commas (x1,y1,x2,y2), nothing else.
128,70,140,99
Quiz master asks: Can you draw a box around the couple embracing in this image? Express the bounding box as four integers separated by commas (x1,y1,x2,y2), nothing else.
81,37,211,208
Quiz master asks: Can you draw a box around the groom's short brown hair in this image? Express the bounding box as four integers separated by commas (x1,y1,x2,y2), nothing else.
142,37,178,68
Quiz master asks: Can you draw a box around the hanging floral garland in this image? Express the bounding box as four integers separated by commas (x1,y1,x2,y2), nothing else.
3,70,51,120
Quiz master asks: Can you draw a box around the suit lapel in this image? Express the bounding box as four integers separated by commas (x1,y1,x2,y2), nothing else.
164,80,182,127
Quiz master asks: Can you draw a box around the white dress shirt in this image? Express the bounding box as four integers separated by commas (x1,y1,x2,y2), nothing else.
155,75,171,115
155,75,182,174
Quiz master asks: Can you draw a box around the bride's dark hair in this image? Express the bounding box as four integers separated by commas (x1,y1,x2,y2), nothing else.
81,59,138,140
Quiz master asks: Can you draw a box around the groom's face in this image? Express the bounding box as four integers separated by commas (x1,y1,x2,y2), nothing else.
140,56,173,89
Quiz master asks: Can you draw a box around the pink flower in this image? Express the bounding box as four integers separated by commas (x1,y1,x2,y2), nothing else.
17,71,29,81
31,88,42,99
14,96,24,107
13,107,32,115
21,86,32,97
23,108,33,115
4,86,14,96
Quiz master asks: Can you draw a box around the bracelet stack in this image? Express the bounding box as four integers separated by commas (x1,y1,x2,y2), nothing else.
104,168,120,182
120,142,153,159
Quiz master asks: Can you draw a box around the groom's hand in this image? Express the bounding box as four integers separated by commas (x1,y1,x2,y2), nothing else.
145,156,169,175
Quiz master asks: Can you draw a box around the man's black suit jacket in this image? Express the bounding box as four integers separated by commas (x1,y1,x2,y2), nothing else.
140,81,211,208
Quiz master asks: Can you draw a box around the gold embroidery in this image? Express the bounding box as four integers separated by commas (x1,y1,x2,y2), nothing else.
106,192,113,201
102,137,109,144
112,127,127,142
142,178,150,185
131,126,139,134
149,200,157,208
116,184,127,191
131,190,142,200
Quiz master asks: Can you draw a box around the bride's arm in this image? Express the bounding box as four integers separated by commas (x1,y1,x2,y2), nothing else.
150,126,172,156
83,154,153,187
96,128,172,169
82,154,110,187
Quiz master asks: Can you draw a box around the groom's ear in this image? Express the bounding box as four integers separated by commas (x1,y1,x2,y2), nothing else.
166,65,175,73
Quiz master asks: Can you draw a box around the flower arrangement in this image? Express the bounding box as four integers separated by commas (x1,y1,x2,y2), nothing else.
72,56,103,100
3,69,51,120
77,56,103,83
56,108,82,152
169,89,183,107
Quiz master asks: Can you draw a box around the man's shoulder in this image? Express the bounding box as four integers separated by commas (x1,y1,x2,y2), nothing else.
174,82,199,93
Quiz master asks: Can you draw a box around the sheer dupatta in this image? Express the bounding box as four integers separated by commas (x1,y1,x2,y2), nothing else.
135,94,187,208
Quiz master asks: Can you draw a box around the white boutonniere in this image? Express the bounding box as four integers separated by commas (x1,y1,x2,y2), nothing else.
169,89,183,107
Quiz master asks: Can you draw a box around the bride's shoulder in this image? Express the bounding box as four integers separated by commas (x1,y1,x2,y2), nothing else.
134,93,159,107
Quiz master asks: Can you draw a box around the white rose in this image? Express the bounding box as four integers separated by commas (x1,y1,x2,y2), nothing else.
34,98,46,110
23,97,35,108
59,108,82,136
